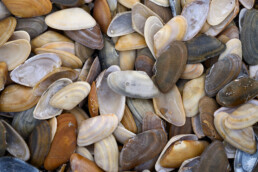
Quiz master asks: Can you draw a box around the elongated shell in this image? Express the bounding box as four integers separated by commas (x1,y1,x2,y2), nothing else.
76,147,94,161
41,42,75,54
0,62,7,91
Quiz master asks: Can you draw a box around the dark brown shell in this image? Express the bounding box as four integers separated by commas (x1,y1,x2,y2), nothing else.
0,121,6,156
142,112,166,132
135,48,155,77
169,117,193,139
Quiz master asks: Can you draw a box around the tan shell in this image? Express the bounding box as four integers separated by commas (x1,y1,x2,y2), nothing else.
180,63,204,79
45,7,96,30
9,30,30,42
0,17,16,47
115,32,147,51
76,147,94,161
121,105,137,133
119,50,136,70
48,117,57,142
153,85,186,126
218,38,242,60
50,81,91,110
41,42,75,54
65,107,89,128
0,39,31,71
113,124,136,144
118,0,140,8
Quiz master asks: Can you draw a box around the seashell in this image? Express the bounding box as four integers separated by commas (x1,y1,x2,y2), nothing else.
75,42,94,63
132,3,163,35
29,121,51,167
70,153,104,172
10,53,61,87
33,67,79,96
214,111,256,154
193,141,230,172
185,34,226,64
176,79,188,95
44,113,77,170
45,8,96,30
94,135,119,171
134,155,159,171
149,0,169,7
178,156,200,172
239,0,255,9
9,30,30,42
218,25,239,43
0,85,39,112
2,0,52,18
224,102,258,129
41,42,75,54
115,32,147,51
107,12,134,37
205,54,241,97
250,65,258,80
1,120,30,161
144,16,163,59
113,124,136,144
121,105,138,133
207,0,235,26
16,16,47,39
219,38,242,60
99,36,120,69
82,57,101,84
0,39,31,71
0,157,39,172
155,134,198,172
153,85,186,126
33,78,72,120
198,96,222,140
65,107,89,128
48,117,57,142
135,48,155,77
76,147,94,161
97,66,125,121
93,0,111,34
118,0,140,8
120,129,167,170
241,9,258,65
144,0,173,23
181,0,210,41
192,114,205,139
52,0,83,6
0,62,7,91
65,25,104,50
154,41,187,93
77,114,119,146
239,8,248,32
154,16,187,57
142,112,166,132
0,17,16,47
169,0,181,16
108,70,159,99
0,1,10,20
180,63,204,80
119,50,136,70
216,78,258,107
127,98,155,123
0,121,6,156
12,107,40,139
31,30,72,50
88,81,99,117
169,117,193,139
223,141,236,159
183,75,205,117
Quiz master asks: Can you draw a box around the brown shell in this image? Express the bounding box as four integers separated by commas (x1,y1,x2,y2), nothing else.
0,17,16,47
88,81,99,117
169,117,193,139
121,105,137,133
135,48,155,77
142,112,166,132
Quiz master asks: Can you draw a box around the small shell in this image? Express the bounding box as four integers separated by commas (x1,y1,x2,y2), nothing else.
115,32,147,51
180,63,204,79
191,114,205,139
239,0,255,9
121,105,138,133
76,147,94,161
149,0,169,7
88,81,99,117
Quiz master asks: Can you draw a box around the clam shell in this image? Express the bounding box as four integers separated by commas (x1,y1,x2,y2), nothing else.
44,113,77,170
250,65,258,80
77,114,119,146
0,85,39,112
205,54,241,97
178,156,200,172
10,53,62,87
88,81,99,117
107,70,159,99
132,3,163,35
9,30,30,42
31,30,72,50
219,38,242,60
84,57,101,84
149,0,169,7
1,120,30,161
16,16,47,39
113,124,136,144
154,16,187,57
142,112,166,132
239,0,255,9
153,85,186,126
144,16,163,59
0,121,6,156
0,62,7,91
119,50,136,70
135,48,155,77
169,117,193,139
12,107,40,139
115,32,147,51
75,42,94,63
180,63,204,79
120,129,167,170
192,114,205,139
0,1,10,20
45,8,96,30
2,0,51,18
97,66,125,121
76,147,94,161
185,34,226,64
33,67,79,96
94,135,119,171
183,75,205,117
216,78,258,107
34,78,72,120
0,157,39,172
48,117,57,142
0,39,31,71
214,111,256,154
118,0,140,8
121,105,138,133
29,121,51,167
154,41,187,93
41,42,75,54
50,81,91,110
65,107,89,128
0,17,16,47
135,155,159,171
169,0,181,16
223,141,236,159
65,24,104,50
181,0,210,41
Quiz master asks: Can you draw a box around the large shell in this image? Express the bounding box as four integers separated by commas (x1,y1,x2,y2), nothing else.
0,157,39,172
0,1,10,20
0,62,7,91
94,135,119,171
0,85,39,112
154,41,187,93
115,32,147,51
121,105,138,133
120,129,167,170
107,70,159,99
77,114,119,146
96,66,125,121
205,54,241,97
0,39,31,71
33,78,72,120
113,124,136,144
45,8,96,30
185,34,226,64
0,121,6,156
1,120,30,161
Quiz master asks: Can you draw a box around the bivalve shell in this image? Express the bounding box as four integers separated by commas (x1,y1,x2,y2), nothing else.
0,17,16,47
239,0,255,9
0,1,10,20
180,63,204,79
115,32,147,51
0,157,39,172
219,38,242,60
113,124,136,144
118,0,140,9
0,62,8,91
121,105,138,133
